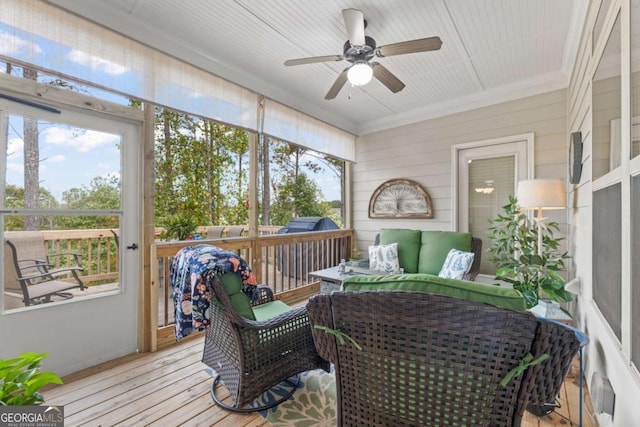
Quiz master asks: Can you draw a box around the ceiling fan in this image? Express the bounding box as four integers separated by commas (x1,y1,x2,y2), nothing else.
284,8,443,100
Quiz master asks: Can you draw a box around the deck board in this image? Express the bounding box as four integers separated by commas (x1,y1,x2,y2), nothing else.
44,295,596,426
45,333,598,427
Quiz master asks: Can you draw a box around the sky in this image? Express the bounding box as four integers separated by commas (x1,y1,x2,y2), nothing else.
0,22,341,203
5,115,121,202
4,114,340,204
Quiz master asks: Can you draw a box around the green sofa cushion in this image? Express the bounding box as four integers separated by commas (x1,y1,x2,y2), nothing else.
219,272,256,320
341,273,526,312
253,300,292,321
418,231,472,275
379,228,422,273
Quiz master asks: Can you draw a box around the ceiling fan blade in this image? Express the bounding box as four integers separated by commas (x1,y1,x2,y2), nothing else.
342,8,365,46
371,62,405,93
284,55,343,66
325,68,349,100
377,36,443,57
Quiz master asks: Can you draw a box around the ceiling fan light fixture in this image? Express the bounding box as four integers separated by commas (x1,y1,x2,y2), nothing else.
347,62,373,86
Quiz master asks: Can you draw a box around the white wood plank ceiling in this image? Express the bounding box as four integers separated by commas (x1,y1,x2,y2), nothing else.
48,0,587,135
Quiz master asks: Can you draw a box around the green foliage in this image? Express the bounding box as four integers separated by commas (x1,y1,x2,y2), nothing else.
159,213,199,241
153,108,249,227
268,139,339,226
488,196,572,308
270,174,332,225
4,185,59,230
0,352,62,406
57,176,121,229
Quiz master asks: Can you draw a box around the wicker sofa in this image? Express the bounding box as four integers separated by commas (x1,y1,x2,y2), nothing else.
308,277,583,426
370,228,483,281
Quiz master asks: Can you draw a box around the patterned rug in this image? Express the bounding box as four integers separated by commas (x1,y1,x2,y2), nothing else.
205,368,337,426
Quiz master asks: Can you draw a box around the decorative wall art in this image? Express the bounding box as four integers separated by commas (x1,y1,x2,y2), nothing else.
368,178,433,218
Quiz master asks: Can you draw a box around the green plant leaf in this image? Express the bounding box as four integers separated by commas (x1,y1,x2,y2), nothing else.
0,352,60,406
521,289,539,309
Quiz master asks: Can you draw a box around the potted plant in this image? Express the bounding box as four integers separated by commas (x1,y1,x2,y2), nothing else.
0,352,62,406
488,196,572,309
159,214,199,241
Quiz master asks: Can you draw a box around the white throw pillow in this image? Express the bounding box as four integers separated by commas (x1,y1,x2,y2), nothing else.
368,243,400,273
438,248,475,280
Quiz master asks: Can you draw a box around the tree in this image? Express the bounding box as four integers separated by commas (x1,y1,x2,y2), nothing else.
270,174,331,225
153,107,251,229
3,185,58,230
269,139,339,225
23,68,40,230
260,135,271,224
57,176,121,229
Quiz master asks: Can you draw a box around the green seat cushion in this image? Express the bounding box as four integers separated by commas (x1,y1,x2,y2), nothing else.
418,231,472,275
253,300,292,321
341,273,526,312
379,228,422,273
218,272,256,320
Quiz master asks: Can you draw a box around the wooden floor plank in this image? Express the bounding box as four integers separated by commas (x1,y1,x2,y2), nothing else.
44,327,598,427
64,361,205,425
61,349,203,417
92,369,212,426
45,337,201,401
46,342,202,407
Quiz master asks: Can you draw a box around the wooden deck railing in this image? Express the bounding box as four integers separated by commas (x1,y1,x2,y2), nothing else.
23,226,354,330
35,225,283,286
152,228,355,327
41,229,120,285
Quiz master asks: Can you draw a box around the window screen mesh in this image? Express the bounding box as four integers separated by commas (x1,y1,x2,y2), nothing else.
593,183,622,340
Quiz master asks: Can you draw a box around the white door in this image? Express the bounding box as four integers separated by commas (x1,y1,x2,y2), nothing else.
454,134,532,279
0,97,141,376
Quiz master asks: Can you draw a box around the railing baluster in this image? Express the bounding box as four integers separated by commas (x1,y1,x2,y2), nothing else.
151,228,354,329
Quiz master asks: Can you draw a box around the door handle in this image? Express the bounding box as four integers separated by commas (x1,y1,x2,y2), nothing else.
126,243,138,250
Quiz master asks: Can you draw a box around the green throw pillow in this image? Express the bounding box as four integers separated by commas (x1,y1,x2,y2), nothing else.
218,272,256,320
418,231,472,274
379,228,422,273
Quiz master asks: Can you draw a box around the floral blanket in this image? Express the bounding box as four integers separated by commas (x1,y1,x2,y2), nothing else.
170,244,257,340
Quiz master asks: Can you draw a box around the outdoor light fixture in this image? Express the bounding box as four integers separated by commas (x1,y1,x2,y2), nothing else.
516,179,566,256
348,62,373,86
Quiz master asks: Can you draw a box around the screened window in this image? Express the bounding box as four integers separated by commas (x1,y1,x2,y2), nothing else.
592,13,621,180
592,183,622,340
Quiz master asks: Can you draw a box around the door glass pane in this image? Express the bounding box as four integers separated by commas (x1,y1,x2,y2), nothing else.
2,112,122,310
468,156,515,275
4,114,121,209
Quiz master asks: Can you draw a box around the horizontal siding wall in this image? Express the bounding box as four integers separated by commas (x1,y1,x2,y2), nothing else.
352,88,568,251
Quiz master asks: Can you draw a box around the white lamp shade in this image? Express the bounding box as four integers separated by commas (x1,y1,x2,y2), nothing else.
516,179,566,210
347,62,373,86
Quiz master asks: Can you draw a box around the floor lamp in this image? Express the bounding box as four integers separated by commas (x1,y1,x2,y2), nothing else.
515,179,567,257
517,179,585,425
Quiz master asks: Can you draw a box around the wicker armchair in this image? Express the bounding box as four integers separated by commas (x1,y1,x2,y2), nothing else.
307,291,582,427
202,275,330,412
